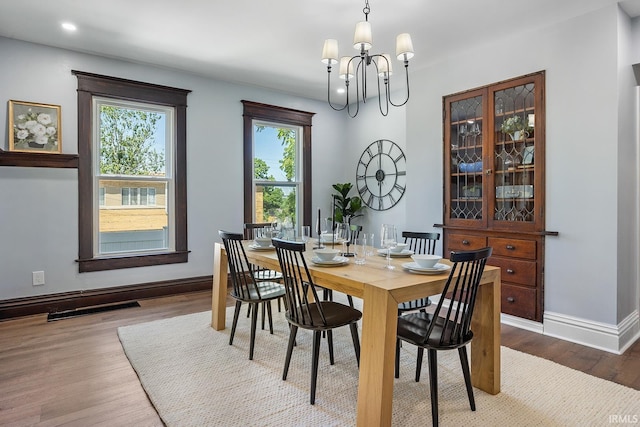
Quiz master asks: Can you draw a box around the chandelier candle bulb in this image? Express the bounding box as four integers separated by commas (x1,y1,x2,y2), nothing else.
321,39,339,64
396,33,414,61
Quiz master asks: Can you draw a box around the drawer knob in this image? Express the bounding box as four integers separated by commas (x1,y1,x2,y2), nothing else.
506,269,514,274
462,240,470,245
506,245,515,250
506,297,515,303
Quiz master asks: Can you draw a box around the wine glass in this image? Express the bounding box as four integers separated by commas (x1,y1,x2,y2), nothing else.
301,225,311,243
336,223,352,256
380,224,397,270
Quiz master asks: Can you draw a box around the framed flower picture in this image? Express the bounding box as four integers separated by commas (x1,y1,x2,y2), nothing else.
8,100,62,153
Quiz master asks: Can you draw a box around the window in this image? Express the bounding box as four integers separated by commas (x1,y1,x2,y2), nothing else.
252,123,302,228
242,101,314,230
121,187,157,206
74,71,190,272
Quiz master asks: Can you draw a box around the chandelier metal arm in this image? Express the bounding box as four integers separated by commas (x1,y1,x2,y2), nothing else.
387,60,410,108
326,65,348,112
370,55,389,116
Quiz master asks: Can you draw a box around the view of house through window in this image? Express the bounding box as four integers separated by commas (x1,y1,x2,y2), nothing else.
95,99,174,254
253,123,301,233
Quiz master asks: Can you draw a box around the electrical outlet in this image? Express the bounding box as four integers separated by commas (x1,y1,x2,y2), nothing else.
32,271,45,286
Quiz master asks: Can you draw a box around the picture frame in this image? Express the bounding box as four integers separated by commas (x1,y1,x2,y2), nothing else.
8,100,61,153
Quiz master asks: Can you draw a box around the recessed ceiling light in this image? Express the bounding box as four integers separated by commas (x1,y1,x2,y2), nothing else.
61,22,77,32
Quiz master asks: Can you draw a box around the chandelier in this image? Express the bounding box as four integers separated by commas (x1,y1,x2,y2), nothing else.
321,0,414,118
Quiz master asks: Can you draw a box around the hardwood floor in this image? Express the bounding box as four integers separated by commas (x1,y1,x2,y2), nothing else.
0,290,638,426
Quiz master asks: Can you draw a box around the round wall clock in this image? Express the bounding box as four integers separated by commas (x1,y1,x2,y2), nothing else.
356,139,407,211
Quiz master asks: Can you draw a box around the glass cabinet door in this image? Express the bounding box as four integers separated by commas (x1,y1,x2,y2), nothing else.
490,74,543,231
444,89,487,227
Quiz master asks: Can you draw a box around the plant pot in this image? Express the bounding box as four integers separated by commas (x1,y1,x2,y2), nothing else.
509,131,527,141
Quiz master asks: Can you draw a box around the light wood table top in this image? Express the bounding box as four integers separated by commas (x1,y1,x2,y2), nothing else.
212,241,501,427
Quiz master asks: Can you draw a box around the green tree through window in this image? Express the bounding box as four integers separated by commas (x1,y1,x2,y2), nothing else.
99,106,164,175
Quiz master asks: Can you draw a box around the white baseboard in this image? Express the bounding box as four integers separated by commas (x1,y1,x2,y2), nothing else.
500,313,544,333
543,310,640,355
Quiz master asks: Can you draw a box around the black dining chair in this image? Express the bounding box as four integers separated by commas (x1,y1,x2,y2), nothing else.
395,247,493,427
272,238,362,405
218,230,286,360
244,222,285,320
397,231,440,315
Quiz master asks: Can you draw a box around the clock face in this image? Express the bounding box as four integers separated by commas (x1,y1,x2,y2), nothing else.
356,139,407,211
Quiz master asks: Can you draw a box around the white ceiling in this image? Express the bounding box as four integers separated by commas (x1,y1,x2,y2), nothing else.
1,0,639,101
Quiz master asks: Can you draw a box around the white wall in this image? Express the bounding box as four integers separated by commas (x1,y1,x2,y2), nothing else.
0,36,346,300
406,4,632,328
617,8,639,324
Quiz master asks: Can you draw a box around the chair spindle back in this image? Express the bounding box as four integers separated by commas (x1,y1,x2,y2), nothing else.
219,230,262,300
272,238,326,327
426,247,492,347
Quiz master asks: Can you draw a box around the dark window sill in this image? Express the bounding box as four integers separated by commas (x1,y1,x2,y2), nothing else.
77,251,189,273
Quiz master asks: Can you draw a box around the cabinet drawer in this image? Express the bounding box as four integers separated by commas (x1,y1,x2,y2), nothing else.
501,283,537,320
488,237,536,259
447,233,487,252
488,257,536,287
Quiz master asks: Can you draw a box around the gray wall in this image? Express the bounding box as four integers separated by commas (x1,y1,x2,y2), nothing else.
405,4,638,328
0,36,348,299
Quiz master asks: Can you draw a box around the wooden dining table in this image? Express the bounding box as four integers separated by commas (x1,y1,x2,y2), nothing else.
211,241,501,427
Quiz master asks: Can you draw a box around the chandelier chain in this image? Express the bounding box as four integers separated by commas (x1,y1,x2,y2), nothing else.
363,0,370,21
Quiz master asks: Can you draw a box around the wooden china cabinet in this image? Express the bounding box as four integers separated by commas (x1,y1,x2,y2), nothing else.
441,71,555,322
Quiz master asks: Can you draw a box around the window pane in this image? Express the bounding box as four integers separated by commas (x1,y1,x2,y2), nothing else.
253,123,300,228
254,125,297,182
255,184,297,228
99,105,166,177
99,179,168,254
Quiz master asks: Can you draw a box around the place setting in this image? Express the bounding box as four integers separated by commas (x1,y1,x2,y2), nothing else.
376,242,414,258
248,228,276,251
402,254,451,275
311,248,349,267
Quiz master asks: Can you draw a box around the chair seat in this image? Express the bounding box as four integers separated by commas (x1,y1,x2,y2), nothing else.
231,281,285,302
287,301,362,330
397,312,473,350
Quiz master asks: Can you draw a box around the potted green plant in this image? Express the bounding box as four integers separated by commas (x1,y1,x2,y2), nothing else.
500,115,532,141
331,182,364,224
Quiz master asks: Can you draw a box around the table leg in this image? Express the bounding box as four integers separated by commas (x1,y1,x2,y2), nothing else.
212,242,228,330
470,269,501,394
356,284,398,427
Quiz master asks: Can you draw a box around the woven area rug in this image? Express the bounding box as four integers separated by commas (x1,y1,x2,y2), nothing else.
118,305,640,426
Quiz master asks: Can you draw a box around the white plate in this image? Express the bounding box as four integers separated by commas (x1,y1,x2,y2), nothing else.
401,262,451,274
311,256,349,266
248,244,275,251
377,248,415,257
